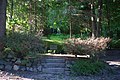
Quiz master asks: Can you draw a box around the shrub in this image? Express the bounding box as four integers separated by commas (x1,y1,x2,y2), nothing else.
64,37,111,58
71,59,106,76
108,39,120,49
4,32,45,58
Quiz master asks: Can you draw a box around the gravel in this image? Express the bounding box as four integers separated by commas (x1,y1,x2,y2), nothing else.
0,70,120,80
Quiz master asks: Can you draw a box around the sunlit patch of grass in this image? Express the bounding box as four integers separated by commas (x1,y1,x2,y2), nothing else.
42,34,67,53
42,38,64,45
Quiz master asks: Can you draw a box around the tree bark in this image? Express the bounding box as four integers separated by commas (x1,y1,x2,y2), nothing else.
97,0,103,37
69,0,72,38
91,0,97,38
29,0,33,33
106,0,110,36
0,0,7,39
34,0,37,32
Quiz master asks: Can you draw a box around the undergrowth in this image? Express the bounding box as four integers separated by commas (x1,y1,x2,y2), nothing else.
71,59,107,76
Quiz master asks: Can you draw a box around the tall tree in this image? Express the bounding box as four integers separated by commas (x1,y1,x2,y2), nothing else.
29,0,33,33
90,0,103,38
69,0,72,38
0,0,7,50
90,0,97,38
106,0,110,35
97,0,103,37
34,0,37,32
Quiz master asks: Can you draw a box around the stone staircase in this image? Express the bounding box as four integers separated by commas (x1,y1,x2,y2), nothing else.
41,56,66,74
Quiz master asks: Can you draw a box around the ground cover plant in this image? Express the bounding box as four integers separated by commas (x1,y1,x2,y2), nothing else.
71,59,108,76
108,39,120,49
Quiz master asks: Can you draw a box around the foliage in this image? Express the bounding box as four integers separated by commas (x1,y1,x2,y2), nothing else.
108,39,120,49
5,0,120,51
102,0,120,39
64,37,111,58
46,0,69,33
71,59,107,76
0,48,13,59
4,32,45,58
6,0,92,36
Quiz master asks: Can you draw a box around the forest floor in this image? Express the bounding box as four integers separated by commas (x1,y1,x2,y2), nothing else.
0,50,120,80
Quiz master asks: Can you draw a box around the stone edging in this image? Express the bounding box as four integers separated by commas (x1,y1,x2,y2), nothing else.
0,56,75,75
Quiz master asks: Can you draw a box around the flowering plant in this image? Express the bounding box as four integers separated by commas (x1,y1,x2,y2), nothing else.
64,37,111,58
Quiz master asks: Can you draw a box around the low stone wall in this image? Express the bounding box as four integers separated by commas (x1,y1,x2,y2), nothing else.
0,57,42,72
0,56,75,75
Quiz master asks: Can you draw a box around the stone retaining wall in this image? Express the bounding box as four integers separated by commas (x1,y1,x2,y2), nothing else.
0,57,42,72
0,56,75,75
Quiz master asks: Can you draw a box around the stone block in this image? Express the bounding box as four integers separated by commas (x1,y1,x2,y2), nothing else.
0,65,4,70
13,65,20,71
37,66,42,72
15,59,21,64
5,65,12,70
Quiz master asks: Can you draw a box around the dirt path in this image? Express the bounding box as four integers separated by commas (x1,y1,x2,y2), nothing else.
0,70,120,80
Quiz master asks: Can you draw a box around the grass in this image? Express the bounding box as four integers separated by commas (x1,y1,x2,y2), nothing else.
42,33,88,53
42,34,70,53
42,33,84,44
42,34,69,48
42,38,64,45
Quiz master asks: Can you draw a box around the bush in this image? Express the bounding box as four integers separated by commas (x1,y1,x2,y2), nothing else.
71,59,106,75
108,39,120,49
64,37,111,58
4,32,45,58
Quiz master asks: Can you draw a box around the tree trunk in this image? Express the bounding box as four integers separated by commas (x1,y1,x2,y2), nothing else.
0,0,7,51
10,0,15,33
34,0,37,32
69,0,72,38
29,0,33,33
106,0,110,36
91,0,97,38
97,0,103,37
42,0,46,28
0,0,7,38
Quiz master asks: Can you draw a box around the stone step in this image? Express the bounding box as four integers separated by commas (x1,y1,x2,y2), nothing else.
42,68,65,74
42,63,65,68
42,58,65,63
45,56,64,59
